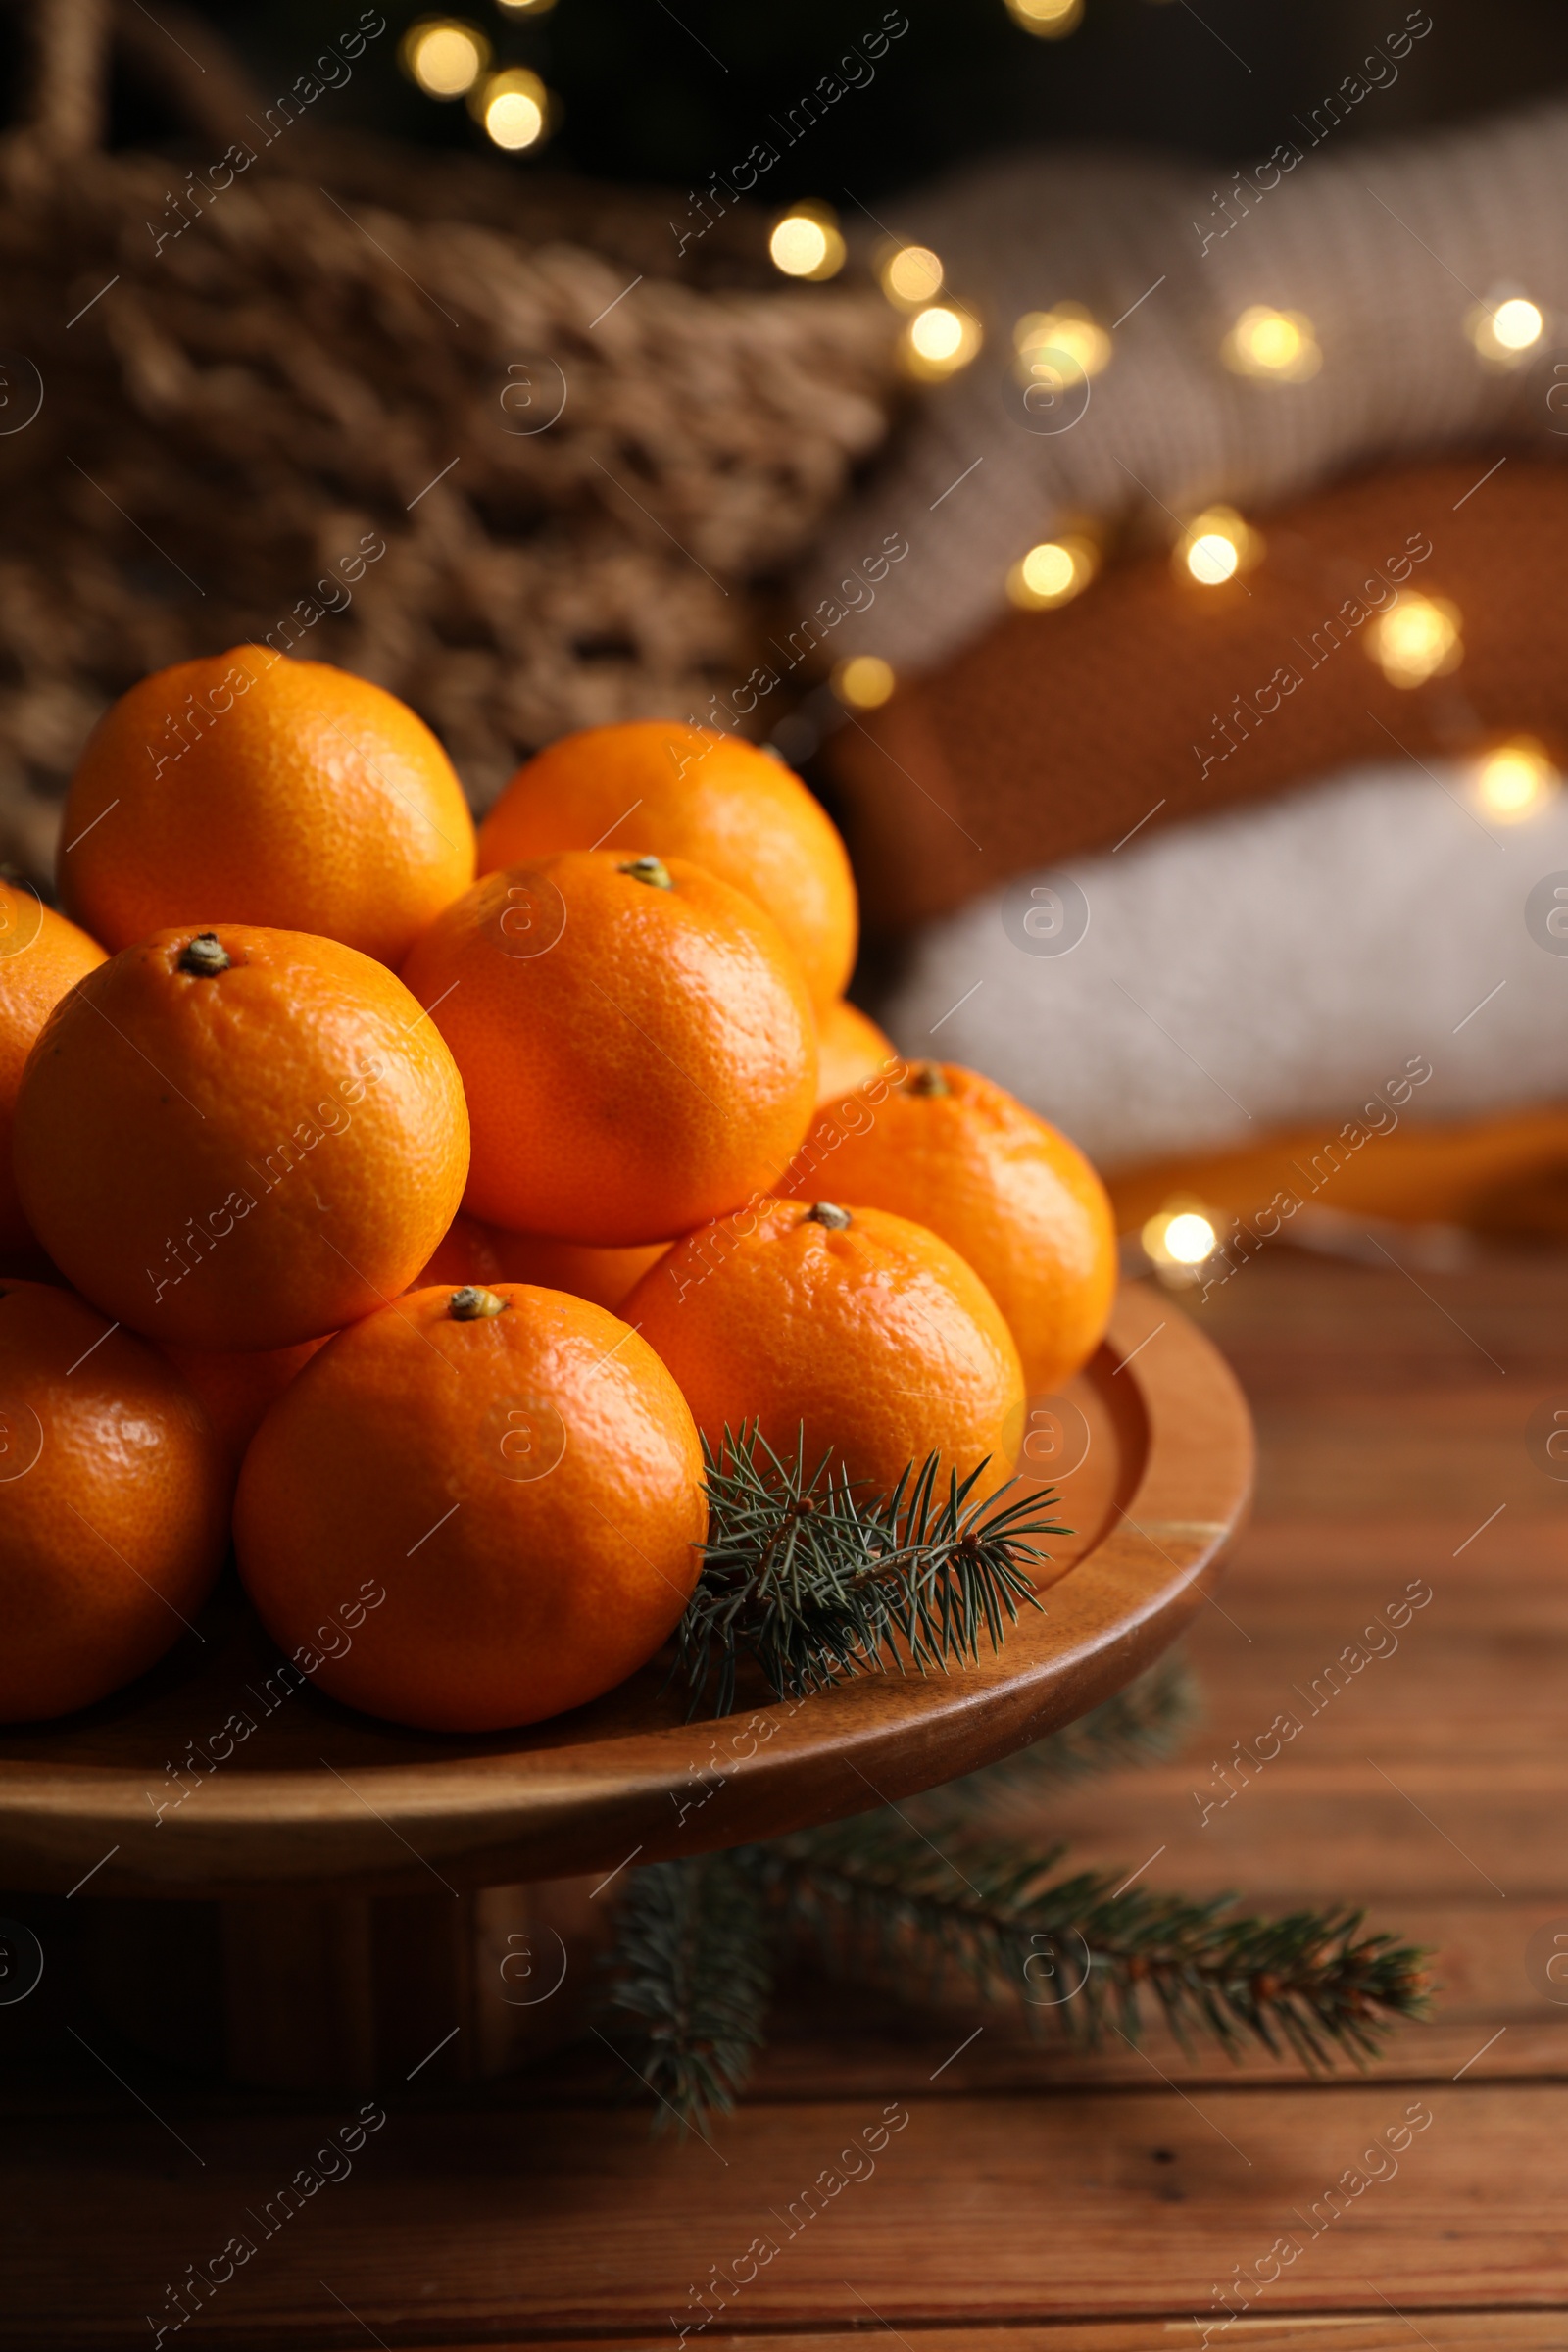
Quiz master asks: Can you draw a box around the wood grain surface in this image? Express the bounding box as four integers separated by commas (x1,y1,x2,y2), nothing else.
2,1249,1566,2349
0,1281,1252,1900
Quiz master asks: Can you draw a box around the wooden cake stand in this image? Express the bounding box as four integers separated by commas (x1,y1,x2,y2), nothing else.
0,1283,1252,2088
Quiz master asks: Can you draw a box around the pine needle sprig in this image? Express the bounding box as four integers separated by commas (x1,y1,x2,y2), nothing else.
675,1423,1067,1716
910,1650,1201,1829
748,1815,1433,2072
597,1852,774,2134
600,1811,1432,2135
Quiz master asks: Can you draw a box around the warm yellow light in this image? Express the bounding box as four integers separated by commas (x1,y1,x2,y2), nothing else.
833,656,896,710
1466,292,1545,366
1475,739,1558,820
497,0,556,11
882,244,944,307
1368,592,1462,688
900,303,982,379
1494,297,1544,350
1006,535,1099,611
770,216,826,276
1142,1204,1218,1271
769,209,846,281
1013,306,1112,386
1004,0,1084,33
479,69,549,149
402,18,488,97
1221,304,1321,382
1165,1211,1218,1265
1188,533,1238,584
911,307,964,361
1018,543,1075,600
1176,506,1259,587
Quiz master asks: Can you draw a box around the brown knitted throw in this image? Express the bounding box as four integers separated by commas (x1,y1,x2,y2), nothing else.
0,3,898,881
823,455,1568,928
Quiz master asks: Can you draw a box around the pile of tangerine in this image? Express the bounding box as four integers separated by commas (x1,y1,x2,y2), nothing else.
0,648,1115,1734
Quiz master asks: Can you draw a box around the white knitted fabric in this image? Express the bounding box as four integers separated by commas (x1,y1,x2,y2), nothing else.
805,86,1568,675
879,763,1568,1166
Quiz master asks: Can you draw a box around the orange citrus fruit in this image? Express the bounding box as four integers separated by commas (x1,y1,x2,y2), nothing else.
488,1230,669,1313
0,1280,228,1721
161,1338,326,1471
58,649,475,966
416,1213,664,1312
779,1061,1116,1392
402,852,816,1245
816,998,897,1103
235,1282,707,1732
476,721,857,1009
13,924,469,1351
0,882,106,1265
624,1197,1024,1500
414,1210,508,1292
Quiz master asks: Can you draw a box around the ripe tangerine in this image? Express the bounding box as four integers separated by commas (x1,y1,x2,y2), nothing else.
485,1229,670,1314
816,998,898,1104
234,1282,707,1732
58,649,475,967
402,852,816,1246
0,1281,228,1721
778,1061,1116,1393
13,924,469,1350
624,1197,1025,1501
416,1213,666,1313
161,1337,327,1471
0,882,106,1265
414,1210,508,1292
476,722,857,1011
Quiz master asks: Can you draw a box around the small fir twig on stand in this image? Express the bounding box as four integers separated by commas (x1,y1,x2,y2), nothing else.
675,1423,1066,1717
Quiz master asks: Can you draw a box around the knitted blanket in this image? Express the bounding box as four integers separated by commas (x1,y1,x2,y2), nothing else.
803,74,1567,678
822,456,1568,926
878,760,1568,1168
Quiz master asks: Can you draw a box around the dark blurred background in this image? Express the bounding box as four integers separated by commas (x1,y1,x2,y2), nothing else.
8,0,1566,196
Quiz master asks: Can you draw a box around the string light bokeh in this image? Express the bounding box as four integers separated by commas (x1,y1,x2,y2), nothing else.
1473,740,1560,821
1005,536,1100,611
1004,0,1085,36
1141,1203,1220,1284
1175,507,1263,587
1465,292,1546,366
768,206,848,283
398,15,560,150
1013,306,1113,388
1367,593,1464,689
1221,305,1321,383
880,245,945,308
833,656,897,710
900,303,983,380
475,66,550,150
401,19,490,99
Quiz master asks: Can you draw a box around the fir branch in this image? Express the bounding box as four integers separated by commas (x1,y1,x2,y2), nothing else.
676,1423,1067,1716
750,1814,1433,2072
911,1650,1201,1829
599,1853,773,2133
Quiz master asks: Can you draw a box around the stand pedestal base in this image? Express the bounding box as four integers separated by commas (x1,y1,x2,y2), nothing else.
79,1878,606,2089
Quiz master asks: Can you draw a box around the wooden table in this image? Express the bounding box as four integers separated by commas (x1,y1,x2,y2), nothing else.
4,1248,1566,2348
